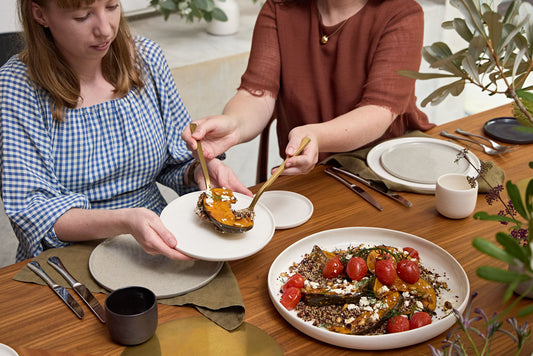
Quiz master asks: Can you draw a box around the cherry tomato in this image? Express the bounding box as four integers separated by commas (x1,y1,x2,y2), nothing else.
375,258,396,285
410,311,432,329
397,259,420,284
322,255,344,279
346,256,367,281
280,287,301,310
387,315,410,333
281,273,305,293
403,247,419,260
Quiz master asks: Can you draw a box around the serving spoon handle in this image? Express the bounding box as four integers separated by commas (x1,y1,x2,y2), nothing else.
248,137,311,211
190,123,211,190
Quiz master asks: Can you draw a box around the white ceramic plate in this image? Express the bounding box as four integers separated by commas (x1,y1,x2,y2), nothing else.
89,234,223,298
268,227,470,350
380,141,471,184
259,191,314,229
160,191,275,261
0,344,18,356
368,137,480,194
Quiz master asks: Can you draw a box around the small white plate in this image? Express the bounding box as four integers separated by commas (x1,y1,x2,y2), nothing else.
380,141,471,184
161,191,275,261
259,191,313,229
89,234,223,298
368,137,480,194
0,343,19,356
268,227,469,350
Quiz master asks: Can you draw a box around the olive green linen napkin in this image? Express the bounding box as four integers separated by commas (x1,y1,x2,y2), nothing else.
321,131,505,194
12,242,245,331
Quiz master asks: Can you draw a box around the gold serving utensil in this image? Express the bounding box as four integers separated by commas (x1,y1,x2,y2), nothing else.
202,136,311,234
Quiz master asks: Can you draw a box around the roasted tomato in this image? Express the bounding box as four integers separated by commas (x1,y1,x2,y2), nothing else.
387,315,410,333
397,259,420,284
280,287,301,310
346,256,367,281
322,255,344,279
410,311,432,329
403,247,420,260
282,273,305,293
375,258,396,285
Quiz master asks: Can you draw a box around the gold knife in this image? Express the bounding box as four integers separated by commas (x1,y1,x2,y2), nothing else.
325,168,383,211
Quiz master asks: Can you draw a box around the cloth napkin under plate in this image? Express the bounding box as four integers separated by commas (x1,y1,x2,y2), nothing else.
12,241,245,331
321,131,505,194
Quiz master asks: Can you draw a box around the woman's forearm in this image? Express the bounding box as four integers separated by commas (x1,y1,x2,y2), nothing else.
222,89,276,144
54,208,131,242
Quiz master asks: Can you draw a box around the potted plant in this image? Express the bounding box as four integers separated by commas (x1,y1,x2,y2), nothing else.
399,0,533,130
149,0,229,23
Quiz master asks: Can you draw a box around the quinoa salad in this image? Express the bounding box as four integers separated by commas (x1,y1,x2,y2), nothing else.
276,244,461,335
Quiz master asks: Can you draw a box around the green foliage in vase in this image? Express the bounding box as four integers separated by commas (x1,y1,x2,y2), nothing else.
150,0,228,23
399,0,533,127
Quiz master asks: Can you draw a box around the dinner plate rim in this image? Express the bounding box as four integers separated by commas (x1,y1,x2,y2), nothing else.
267,227,470,350
161,191,275,261
88,234,224,298
260,190,314,229
368,137,480,194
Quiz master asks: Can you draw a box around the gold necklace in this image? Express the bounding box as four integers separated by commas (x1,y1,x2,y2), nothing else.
319,14,350,45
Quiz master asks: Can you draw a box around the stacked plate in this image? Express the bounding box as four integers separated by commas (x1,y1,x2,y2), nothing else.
367,137,480,194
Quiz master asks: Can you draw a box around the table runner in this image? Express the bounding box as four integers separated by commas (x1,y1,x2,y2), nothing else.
12,241,245,331
321,131,505,194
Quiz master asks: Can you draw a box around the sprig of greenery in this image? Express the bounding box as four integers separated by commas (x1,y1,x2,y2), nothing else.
429,292,531,356
456,150,533,318
399,0,533,128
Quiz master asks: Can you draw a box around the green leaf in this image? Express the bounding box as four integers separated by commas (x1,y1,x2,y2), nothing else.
503,0,522,23
461,54,480,83
396,70,456,80
472,237,516,264
516,89,533,102
468,35,488,60
476,265,524,283
453,18,474,42
420,79,466,107
160,0,178,11
507,181,528,220
449,0,485,36
211,8,228,21
495,232,528,264
483,10,502,51
473,211,517,224
517,303,533,317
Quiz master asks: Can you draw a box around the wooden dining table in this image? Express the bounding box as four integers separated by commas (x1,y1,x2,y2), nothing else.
1,104,532,355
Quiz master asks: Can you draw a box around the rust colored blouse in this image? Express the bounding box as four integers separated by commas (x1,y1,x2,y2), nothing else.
239,0,435,160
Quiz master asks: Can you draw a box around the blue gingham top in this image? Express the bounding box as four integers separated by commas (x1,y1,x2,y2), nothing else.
0,36,197,261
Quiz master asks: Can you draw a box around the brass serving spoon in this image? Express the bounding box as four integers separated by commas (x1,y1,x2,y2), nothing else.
216,136,311,234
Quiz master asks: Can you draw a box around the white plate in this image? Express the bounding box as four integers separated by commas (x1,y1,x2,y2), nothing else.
380,141,471,184
368,137,480,194
160,191,275,261
89,234,223,298
259,191,313,229
0,344,18,356
268,227,469,350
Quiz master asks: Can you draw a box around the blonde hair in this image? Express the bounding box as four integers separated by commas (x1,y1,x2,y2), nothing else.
18,0,144,121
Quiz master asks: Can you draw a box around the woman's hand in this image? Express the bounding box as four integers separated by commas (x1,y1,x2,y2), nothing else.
194,158,253,197
54,208,193,260
126,208,194,260
273,127,319,176
182,115,240,160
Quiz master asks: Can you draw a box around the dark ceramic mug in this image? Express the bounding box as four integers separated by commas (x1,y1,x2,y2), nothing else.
105,286,158,345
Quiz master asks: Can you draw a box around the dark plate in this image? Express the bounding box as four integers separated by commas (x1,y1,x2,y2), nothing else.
483,117,533,144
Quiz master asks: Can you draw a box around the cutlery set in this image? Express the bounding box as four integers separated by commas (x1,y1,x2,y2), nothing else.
325,167,412,211
440,129,516,154
27,257,106,323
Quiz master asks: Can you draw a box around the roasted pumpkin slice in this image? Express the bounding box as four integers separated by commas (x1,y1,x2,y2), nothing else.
373,275,437,311
301,278,372,306
365,246,396,273
329,291,401,335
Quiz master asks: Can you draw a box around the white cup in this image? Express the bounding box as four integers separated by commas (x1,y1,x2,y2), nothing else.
435,173,478,219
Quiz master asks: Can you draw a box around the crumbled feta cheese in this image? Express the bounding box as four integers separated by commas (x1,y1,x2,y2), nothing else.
359,297,370,306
